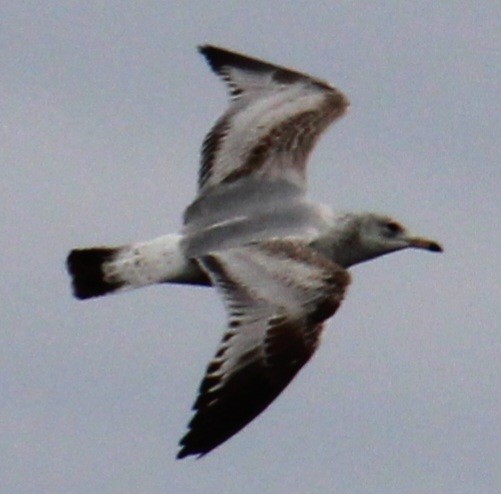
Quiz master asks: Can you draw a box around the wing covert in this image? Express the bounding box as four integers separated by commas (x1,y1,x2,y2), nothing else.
197,45,349,193
177,240,350,458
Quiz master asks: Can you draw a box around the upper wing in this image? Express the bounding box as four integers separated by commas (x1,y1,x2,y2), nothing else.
197,45,349,194
177,240,350,458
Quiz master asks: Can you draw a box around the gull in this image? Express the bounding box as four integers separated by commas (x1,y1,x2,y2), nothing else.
66,45,442,459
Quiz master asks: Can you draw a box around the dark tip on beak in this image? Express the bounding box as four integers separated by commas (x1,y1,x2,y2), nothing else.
408,237,444,253
427,241,443,253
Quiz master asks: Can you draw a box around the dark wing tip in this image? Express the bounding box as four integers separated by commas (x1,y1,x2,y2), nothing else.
176,449,187,460
428,241,443,253
198,44,270,77
197,44,333,91
176,353,283,459
198,44,236,76
176,447,200,460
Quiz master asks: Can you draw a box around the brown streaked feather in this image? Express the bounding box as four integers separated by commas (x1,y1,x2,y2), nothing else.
198,113,233,190
178,321,325,460
196,45,349,193
177,240,350,458
220,105,341,186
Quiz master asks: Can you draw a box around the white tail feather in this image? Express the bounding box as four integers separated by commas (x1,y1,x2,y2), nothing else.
67,234,208,299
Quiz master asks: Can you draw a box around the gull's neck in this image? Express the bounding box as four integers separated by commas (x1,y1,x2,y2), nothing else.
312,214,379,268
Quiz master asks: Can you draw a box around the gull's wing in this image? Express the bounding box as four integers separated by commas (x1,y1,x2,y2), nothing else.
196,45,349,194
177,240,350,458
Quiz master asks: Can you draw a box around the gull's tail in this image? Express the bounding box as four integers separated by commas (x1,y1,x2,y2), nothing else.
67,247,123,299
66,234,209,300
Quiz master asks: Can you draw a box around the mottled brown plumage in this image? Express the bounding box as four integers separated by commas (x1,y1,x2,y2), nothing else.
66,45,442,460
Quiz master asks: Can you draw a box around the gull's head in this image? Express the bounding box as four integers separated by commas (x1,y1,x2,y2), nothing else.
356,213,442,262
330,213,443,267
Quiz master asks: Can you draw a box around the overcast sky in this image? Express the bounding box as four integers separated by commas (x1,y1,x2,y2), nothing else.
1,2,499,493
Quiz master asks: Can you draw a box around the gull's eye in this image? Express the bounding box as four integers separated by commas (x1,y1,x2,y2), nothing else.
384,221,404,236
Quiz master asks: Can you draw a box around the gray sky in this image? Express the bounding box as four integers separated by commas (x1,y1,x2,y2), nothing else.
1,2,499,493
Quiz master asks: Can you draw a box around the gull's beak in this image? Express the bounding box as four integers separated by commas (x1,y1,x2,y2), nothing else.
406,236,443,253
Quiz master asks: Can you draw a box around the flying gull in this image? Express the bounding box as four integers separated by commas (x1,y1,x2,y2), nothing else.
66,45,443,459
